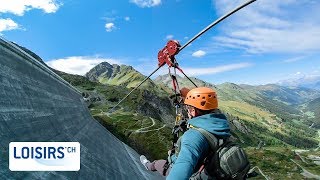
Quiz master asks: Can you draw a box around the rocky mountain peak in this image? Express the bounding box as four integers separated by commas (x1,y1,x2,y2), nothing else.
84,62,160,90
85,62,137,81
85,62,113,81
99,61,113,68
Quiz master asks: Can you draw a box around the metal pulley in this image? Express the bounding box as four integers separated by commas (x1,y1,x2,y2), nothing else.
158,40,181,67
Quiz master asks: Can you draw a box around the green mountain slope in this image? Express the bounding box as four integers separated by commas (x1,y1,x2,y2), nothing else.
307,97,320,118
301,97,320,128
247,84,320,105
85,62,166,93
213,83,304,122
49,70,175,123
154,74,216,90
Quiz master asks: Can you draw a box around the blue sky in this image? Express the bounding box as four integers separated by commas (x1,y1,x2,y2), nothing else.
0,0,319,85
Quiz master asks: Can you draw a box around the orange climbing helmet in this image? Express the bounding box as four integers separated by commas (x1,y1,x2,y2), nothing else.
184,87,218,110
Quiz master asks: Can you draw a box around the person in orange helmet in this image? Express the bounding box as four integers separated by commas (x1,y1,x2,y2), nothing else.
140,87,231,179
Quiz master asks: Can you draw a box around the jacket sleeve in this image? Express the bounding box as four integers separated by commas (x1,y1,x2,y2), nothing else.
167,129,209,180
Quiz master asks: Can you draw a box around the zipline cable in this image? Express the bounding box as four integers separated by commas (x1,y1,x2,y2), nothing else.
179,0,256,52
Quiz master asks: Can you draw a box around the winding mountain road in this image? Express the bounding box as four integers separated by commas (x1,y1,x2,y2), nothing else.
290,159,320,179
290,129,320,179
134,118,166,133
294,150,308,164
316,130,320,151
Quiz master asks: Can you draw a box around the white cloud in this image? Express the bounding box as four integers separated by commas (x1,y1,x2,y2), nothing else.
105,22,116,32
283,56,306,63
130,0,161,8
212,0,320,54
124,16,130,21
192,50,206,58
0,0,61,16
183,63,253,76
46,56,121,75
105,17,116,22
166,34,174,39
278,73,320,87
133,57,174,78
0,18,19,32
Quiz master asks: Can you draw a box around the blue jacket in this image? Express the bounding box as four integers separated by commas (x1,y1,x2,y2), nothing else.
167,113,230,180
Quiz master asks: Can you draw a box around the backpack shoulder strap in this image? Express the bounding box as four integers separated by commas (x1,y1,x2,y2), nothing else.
174,136,183,156
190,126,220,152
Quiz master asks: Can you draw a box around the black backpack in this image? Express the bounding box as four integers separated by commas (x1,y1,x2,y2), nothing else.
188,127,250,180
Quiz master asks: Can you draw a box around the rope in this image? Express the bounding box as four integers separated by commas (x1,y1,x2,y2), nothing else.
173,61,181,92
174,64,198,88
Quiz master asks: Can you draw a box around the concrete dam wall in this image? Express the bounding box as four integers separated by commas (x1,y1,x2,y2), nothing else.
0,38,162,179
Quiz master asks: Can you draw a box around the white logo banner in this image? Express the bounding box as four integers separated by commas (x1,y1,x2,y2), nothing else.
9,142,80,171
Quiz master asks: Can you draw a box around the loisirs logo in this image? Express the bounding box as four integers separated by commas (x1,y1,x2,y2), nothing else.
13,146,65,159
9,142,80,171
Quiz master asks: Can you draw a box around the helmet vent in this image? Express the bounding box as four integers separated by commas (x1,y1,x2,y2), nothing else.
201,101,206,106
193,97,195,99
202,96,205,99
197,95,200,97
208,95,212,98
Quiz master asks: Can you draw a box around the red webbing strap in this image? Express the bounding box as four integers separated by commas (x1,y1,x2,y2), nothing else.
169,68,178,93
175,66,184,74
172,77,177,92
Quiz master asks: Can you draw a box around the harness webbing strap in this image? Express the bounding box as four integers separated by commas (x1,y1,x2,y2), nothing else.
174,64,198,88
163,161,170,176
171,75,178,92
190,126,219,152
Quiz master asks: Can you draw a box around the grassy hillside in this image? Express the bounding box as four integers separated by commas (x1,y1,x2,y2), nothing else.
301,97,320,128
53,69,98,90
154,74,215,90
93,112,172,160
308,97,320,120
86,62,168,95
245,147,320,180
249,84,320,105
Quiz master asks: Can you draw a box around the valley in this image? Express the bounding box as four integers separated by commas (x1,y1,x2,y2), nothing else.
73,62,320,179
